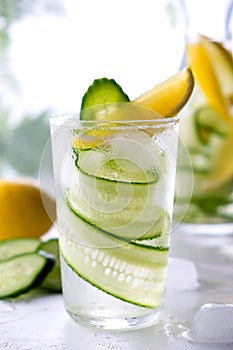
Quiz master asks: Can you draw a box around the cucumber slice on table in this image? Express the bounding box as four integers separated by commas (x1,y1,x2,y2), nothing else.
0,252,54,298
0,238,41,261
39,239,62,292
80,78,130,120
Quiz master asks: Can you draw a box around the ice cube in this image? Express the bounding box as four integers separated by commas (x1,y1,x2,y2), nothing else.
187,303,233,344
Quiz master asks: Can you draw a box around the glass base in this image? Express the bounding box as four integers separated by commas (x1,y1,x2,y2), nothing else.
173,222,233,236
60,254,164,331
66,308,161,331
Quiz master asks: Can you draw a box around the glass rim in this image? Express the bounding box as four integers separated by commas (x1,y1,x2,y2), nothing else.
50,101,180,128
50,113,180,129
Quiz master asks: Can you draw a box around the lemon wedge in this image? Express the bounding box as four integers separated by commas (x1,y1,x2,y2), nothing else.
132,67,194,117
187,35,233,123
204,39,233,100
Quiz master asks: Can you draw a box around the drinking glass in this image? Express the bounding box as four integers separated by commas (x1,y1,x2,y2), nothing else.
49,103,180,330
173,0,233,235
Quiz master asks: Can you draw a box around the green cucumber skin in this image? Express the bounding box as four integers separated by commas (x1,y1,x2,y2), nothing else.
60,237,168,308
59,202,169,308
61,250,167,308
0,238,62,296
39,239,62,292
76,162,158,185
0,252,55,299
179,105,233,222
80,78,130,120
69,148,168,242
64,124,169,306
75,147,158,185
193,106,228,145
66,193,169,247
74,135,162,185
0,238,41,262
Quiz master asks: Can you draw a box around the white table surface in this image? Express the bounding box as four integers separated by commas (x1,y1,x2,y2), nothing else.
1,229,233,350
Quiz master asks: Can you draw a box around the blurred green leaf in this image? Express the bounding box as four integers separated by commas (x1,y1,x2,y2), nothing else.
0,0,65,25
5,111,51,176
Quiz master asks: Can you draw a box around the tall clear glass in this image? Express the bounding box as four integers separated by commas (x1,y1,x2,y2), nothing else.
49,104,180,330
173,0,233,235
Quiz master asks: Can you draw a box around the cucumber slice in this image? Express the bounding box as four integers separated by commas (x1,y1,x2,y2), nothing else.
194,106,228,144
75,130,164,184
68,130,168,241
80,78,130,120
0,238,41,261
67,187,169,243
39,239,62,292
68,144,168,241
77,150,159,184
0,252,54,298
59,203,169,308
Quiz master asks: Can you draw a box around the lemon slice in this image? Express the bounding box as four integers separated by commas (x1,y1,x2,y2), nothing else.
132,67,194,117
72,126,121,150
203,39,233,99
187,35,233,123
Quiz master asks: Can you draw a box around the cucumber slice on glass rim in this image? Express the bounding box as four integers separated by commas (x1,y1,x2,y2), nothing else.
80,78,130,120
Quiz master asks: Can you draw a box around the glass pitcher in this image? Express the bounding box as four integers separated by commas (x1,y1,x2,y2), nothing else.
173,0,233,235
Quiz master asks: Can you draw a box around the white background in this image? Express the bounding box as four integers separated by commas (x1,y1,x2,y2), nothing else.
5,0,233,124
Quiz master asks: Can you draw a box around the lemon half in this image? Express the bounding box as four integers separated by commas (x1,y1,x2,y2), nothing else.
0,179,56,240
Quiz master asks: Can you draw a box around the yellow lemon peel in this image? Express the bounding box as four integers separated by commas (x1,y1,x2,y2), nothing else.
132,67,194,117
187,35,233,123
0,179,55,240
